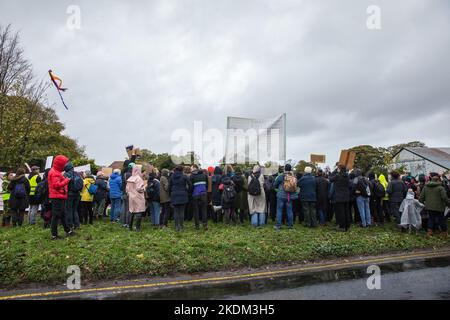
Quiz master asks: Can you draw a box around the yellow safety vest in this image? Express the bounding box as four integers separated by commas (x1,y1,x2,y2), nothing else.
1,181,10,201
29,175,39,196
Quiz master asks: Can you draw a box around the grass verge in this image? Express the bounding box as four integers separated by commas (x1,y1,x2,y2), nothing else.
0,219,449,287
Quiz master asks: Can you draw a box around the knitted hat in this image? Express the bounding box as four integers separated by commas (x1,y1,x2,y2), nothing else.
304,166,312,174
284,164,292,172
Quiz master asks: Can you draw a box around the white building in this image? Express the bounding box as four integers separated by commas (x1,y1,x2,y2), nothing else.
392,147,450,176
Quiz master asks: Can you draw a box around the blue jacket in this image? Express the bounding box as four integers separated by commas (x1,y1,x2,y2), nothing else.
274,172,299,200
298,173,317,202
109,172,122,199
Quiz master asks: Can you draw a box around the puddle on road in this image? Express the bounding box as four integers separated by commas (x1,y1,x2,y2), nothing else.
84,255,450,300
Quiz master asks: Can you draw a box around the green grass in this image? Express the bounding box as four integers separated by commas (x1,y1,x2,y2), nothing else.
0,218,449,288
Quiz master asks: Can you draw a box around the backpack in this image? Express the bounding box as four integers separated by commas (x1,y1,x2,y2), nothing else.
232,175,243,193
373,180,385,198
248,174,262,196
87,183,98,195
35,180,48,204
222,184,236,204
146,181,159,200
358,177,371,197
14,182,27,199
72,173,83,193
283,173,297,193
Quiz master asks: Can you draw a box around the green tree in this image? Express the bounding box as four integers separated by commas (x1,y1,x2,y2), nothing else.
294,160,317,173
0,94,85,170
348,145,389,173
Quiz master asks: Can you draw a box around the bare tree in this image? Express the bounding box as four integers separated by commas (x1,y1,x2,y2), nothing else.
0,24,31,95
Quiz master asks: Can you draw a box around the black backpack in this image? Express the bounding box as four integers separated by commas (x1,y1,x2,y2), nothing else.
373,180,385,198
358,177,371,198
35,180,48,204
248,174,262,196
222,184,237,204
232,175,243,193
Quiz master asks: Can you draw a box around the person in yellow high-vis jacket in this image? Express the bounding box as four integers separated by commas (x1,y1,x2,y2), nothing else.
79,171,95,225
1,172,13,227
28,166,42,225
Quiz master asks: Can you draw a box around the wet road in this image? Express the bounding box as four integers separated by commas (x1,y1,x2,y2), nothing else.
225,266,450,300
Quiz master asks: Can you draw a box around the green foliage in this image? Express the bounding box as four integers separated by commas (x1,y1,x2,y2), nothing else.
295,160,317,173
0,220,448,287
348,145,389,173
0,94,85,171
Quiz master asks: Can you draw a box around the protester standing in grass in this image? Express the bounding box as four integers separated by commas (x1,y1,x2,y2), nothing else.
79,171,95,225
159,169,171,228
63,162,82,231
315,168,330,226
108,169,122,222
330,165,351,232
190,164,208,230
169,165,191,232
8,168,30,227
419,172,450,238
247,165,266,227
387,171,407,224
93,171,108,220
298,166,317,228
378,173,390,222
126,165,146,231
48,155,72,240
27,166,41,225
273,164,298,230
1,172,13,227
146,172,161,227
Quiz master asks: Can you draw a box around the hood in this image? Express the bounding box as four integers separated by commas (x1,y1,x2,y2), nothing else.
214,166,223,175
64,161,74,173
406,191,415,200
379,174,387,185
131,165,141,177
53,155,69,172
192,169,203,175
110,172,121,181
426,181,442,188
161,169,169,177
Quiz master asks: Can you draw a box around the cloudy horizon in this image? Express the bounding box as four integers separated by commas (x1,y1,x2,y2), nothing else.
1,0,449,167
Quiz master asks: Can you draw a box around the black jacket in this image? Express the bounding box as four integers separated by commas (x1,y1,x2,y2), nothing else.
330,171,350,203
315,176,329,210
8,175,31,211
94,176,108,201
387,179,407,203
169,170,191,206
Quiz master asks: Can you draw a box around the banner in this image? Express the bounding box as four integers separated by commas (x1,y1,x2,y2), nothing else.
224,114,286,165
310,154,326,164
74,164,91,173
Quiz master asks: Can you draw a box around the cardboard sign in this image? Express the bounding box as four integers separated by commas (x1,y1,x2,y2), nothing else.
45,156,54,170
339,150,356,170
126,147,141,159
74,164,91,173
310,154,326,164
101,167,113,177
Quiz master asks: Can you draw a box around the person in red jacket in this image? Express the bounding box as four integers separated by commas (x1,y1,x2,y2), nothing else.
48,155,73,239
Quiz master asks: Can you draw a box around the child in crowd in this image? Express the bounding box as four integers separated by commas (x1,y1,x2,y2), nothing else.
399,189,424,234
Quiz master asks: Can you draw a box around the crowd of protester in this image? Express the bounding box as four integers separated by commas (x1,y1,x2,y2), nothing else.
1,154,449,240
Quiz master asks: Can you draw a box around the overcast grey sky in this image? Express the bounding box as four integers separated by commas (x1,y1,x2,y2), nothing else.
1,0,449,166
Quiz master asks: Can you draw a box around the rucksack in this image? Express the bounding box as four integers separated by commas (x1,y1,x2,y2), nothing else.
373,180,385,198
72,173,83,193
358,177,371,197
283,173,297,193
14,183,26,198
248,174,262,196
35,180,48,204
232,175,243,193
87,183,98,195
222,184,236,204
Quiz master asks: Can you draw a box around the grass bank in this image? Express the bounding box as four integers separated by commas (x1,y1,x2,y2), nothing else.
0,219,449,287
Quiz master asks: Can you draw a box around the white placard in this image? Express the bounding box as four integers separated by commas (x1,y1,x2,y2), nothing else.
74,164,91,173
45,156,54,169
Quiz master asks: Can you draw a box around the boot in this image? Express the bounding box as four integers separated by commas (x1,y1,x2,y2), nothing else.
427,229,433,237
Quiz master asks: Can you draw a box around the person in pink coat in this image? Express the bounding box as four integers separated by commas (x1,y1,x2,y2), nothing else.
126,165,146,231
